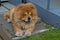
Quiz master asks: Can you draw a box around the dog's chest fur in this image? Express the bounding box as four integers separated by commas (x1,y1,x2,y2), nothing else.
17,22,33,30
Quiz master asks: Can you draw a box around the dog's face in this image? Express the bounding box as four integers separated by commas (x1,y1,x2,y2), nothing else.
21,11,33,23
14,3,37,24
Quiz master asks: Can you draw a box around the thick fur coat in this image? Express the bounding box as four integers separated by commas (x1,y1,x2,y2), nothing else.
4,3,38,36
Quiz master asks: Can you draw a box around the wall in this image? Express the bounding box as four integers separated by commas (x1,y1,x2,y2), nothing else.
36,4,60,27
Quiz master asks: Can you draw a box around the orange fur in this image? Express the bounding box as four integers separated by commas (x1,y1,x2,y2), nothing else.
4,3,38,36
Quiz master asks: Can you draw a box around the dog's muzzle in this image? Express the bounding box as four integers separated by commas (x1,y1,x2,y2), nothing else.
27,17,31,22
24,17,31,23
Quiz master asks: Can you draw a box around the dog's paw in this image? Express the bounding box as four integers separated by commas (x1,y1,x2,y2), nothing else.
7,19,11,23
24,32,31,36
15,32,23,37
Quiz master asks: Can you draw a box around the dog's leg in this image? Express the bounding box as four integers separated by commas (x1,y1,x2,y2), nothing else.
24,26,35,36
13,23,23,37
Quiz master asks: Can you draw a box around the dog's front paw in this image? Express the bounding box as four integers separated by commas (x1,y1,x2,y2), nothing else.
15,32,23,37
7,19,11,23
24,31,31,36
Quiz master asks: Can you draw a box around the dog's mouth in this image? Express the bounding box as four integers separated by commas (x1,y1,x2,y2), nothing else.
22,17,31,23
23,20,31,23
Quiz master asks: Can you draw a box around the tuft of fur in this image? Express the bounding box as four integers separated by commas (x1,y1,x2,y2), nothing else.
4,3,38,37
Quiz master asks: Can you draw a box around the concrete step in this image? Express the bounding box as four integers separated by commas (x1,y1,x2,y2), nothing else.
2,2,14,9
0,6,8,13
0,2,14,13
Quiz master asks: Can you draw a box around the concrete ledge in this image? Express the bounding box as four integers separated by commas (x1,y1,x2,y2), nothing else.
0,6,8,13
12,29,49,40
2,2,14,9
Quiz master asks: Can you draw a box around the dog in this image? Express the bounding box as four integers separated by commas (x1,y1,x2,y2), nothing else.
4,3,38,37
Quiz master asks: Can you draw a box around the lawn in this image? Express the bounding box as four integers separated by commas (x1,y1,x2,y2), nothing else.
20,28,60,40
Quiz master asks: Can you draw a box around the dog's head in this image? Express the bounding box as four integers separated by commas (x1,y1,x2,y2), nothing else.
14,3,38,24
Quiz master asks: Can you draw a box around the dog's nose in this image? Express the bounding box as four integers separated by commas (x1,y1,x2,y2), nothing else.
28,17,31,20
25,17,31,23
28,17,31,22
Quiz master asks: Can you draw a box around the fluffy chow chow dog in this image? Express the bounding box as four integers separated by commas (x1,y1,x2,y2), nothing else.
4,3,38,37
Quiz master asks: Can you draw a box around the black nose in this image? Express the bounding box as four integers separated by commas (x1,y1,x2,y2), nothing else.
28,17,31,22
28,17,30,20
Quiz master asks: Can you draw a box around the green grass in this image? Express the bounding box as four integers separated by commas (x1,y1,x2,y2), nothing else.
36,19,42,24
20,28,60,40
45,23,53,30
